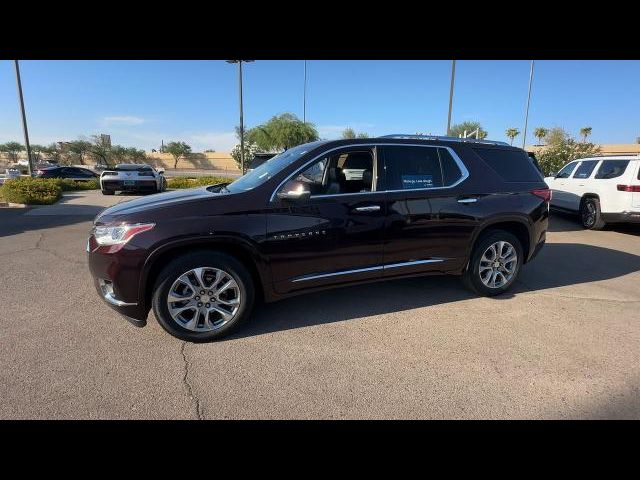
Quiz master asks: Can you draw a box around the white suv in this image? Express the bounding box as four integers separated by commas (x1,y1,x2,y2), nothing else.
545,155,640,229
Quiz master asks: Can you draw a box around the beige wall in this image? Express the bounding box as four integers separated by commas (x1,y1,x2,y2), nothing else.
0,151,241,172
143,152,240,172
526,144,640,155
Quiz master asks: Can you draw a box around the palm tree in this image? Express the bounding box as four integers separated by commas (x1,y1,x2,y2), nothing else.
533,127,548,145
505,128,520,146
580,127,592,143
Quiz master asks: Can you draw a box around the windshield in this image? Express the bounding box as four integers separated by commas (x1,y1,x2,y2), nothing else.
225,141,325,193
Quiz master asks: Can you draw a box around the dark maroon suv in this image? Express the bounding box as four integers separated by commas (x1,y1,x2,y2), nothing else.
87,136,550,341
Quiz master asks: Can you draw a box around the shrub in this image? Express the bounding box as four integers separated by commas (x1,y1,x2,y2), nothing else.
54,178,99,191
166,176,233,189
0,177,62,205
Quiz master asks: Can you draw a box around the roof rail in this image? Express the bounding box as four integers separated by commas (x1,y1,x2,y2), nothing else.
378,134,511,147
585,152,640,157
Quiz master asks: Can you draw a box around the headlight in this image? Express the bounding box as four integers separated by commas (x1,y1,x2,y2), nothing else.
92,223,155,246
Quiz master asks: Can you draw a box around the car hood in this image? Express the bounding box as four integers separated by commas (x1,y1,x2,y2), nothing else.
95,187,220,221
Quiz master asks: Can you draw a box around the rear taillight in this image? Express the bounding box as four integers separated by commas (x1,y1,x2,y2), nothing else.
617,184,640,192
531,188,552,202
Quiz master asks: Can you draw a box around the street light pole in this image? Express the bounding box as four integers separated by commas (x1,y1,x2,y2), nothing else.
238,61,245,175
522,60,535,149
14,60,34,176
446,60,456,136
227,60,254,175
303,60,307,123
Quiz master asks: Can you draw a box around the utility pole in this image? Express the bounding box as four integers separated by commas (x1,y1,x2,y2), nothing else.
446,60,456,136
522,60,535,149
14,60,34,175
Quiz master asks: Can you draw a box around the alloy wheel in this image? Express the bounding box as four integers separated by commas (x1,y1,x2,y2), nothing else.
478,241,518,289
167,267,241,332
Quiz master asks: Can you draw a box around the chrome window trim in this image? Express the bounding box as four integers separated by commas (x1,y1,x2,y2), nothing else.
270,143,470,203
291,258,446,283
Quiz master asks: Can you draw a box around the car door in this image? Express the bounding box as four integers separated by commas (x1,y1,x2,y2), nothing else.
565,160,600,210
547,161,579,209
265,145,386,294
379,144,476,277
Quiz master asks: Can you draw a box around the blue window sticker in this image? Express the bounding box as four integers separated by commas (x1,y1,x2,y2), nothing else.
401,174,433,189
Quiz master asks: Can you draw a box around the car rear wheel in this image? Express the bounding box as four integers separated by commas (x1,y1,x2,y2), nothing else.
580,197,606,230
151,251,255,342
102,189,115,195
463,230,523,296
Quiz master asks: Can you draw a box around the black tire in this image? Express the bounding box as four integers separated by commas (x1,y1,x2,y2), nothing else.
580,197,606,230
151,251,255,342
462,229,523,296
102,189,115,195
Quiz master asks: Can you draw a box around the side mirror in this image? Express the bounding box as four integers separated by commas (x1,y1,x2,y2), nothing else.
549,172,557,178
157,168,165,175
276,180,311,202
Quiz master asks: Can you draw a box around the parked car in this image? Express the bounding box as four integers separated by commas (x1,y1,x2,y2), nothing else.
87,135,550,341
545,155,640,229
0,168,21,185
34,166,99,180
99,164,166,195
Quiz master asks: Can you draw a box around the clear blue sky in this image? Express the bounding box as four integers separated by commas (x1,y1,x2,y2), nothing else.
1,60,638,151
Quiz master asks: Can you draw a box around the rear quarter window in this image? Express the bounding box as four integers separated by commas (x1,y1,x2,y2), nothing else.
594,160,630,179
472,147,542,182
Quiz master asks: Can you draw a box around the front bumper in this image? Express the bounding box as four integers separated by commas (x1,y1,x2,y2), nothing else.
87,235,150,322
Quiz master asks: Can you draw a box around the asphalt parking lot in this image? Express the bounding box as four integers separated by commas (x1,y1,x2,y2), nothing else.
1,190,639,419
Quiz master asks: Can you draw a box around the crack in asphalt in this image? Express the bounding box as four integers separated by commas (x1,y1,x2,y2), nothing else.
180,342,204,420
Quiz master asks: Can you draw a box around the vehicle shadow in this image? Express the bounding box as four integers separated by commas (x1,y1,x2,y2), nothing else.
550,209,640,236
228,242,640,340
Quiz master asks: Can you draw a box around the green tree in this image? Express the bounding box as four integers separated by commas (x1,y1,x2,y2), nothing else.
450,121,488,139
89,135,112,166
533,127,548,145
341,127,369,139
109,145,129,164
341,127,356,139
636,136,640,144
0,141,25,164
66,140,92,165
165,141,192,169
537,136,600,177
505,128,520,145
29,144,46,163
247,113,319,151
126,147,147,164
545,127,568,146
230,142,259,170
42,143,62,163
580,126,592,143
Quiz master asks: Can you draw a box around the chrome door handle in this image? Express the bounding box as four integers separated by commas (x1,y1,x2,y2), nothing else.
354,205,381,212
457,198,478,204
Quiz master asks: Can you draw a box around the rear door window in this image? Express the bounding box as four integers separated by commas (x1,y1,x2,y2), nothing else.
572,160,598,179
383,146,443,190
594,160,630,179
472,147,542,182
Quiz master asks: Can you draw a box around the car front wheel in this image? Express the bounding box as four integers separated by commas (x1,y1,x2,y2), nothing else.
463,230,523,296
151,251,255,342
